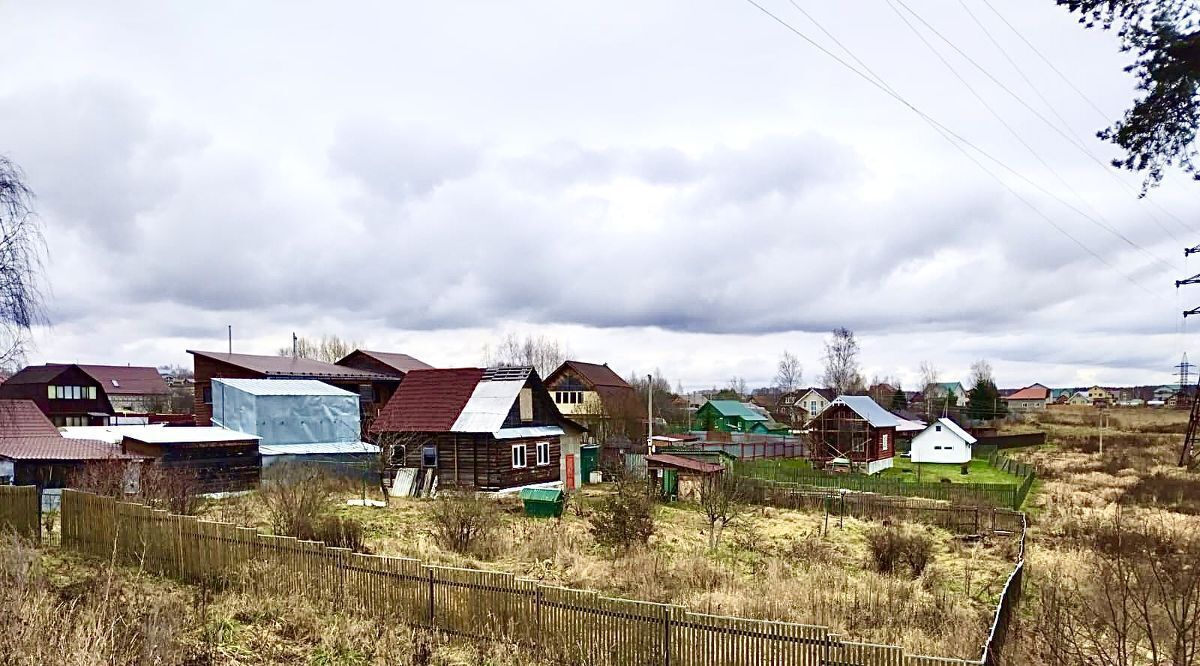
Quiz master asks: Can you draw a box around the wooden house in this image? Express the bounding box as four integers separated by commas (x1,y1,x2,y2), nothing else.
0,364,114,427
370,366,571,492
810,396,899,474
544,360,643,448
188,350,402,428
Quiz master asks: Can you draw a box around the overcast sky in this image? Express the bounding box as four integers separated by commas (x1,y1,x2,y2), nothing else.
2,0,1197,391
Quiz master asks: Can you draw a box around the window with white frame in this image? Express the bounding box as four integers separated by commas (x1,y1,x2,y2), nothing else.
881,433,889,451
511,444,527,469
535,441,550,466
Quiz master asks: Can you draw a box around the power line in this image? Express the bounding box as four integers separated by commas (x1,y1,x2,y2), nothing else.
958,0,1194,239
891,0,1196,245
884,0,1176,274
739,0,1163,298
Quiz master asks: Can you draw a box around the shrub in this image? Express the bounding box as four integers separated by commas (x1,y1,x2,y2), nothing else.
429,491,501,555
589,475,655,552
866,525,936,577
314,515,367,552
261,463,335,540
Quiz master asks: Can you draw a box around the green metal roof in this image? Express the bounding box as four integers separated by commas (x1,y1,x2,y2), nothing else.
703,400,768,420
519,487,563,502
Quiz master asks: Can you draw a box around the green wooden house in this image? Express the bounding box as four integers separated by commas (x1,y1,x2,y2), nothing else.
693,400,787,434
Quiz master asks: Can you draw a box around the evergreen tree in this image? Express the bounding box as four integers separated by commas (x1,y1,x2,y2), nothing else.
889,387,908,411
967,378,1006,420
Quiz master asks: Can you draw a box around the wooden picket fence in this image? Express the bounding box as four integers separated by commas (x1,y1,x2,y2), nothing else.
0,485,40,543
59,489,1006,666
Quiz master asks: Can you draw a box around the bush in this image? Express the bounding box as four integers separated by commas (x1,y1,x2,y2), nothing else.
314,515,367,553
866,525,936,577
429,491,501,555
589,475,655,552
261,463,335,541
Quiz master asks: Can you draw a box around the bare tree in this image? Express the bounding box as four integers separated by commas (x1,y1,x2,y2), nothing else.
0,156,45,369
775,351,803,394
278,333,360,364
821,328,864,395
482,332,567,378
726,376,748,399
698,473,747,550
369,426,424,505
969,359,993,388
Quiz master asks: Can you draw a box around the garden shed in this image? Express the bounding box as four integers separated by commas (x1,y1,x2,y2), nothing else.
645,453,723,501
909,418,977,464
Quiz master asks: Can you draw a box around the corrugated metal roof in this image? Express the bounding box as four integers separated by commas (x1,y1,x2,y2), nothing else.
213,378,357,397
0,400,60,437
703,400,769,421
896,418,927,433
451,380,525,432
370,368,485,432
63,425,259,444
829,396,903,428
645,453,724,474
259,441,379,455
494,426,564,439
0,436,146,461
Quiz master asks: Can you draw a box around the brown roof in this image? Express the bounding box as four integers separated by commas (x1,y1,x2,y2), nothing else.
70,364,170,396
645,453,724,474
4,364,71,386
189,350,392,381
547,360,630,389
338,350,433,375
0,436,144,461
1004,384,1050,401
370,368,485,433
0,400,60,437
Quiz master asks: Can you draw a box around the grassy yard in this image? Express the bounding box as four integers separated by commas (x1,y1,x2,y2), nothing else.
739,455,1024,485
880,458,1026,485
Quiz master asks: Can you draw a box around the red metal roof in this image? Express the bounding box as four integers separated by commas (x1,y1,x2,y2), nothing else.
340,350,433,375
370,368,485,433
645,453,724,474
70,364,170,396
0,436,144,461
0,400,60,437
189,350,392,380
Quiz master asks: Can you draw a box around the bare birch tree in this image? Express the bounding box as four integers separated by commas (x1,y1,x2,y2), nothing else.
482,332,567,378
0,156,45,370
821,328,864,395
775,350,803,394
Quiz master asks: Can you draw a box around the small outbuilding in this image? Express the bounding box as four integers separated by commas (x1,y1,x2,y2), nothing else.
519,487,565,518
645,453,723,500
909,418,978,465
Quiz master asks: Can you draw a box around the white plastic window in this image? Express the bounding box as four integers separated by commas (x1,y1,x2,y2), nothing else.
512,444,527,469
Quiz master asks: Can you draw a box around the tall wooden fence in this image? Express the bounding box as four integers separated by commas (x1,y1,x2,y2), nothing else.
60,490,997,666
0,485,39,543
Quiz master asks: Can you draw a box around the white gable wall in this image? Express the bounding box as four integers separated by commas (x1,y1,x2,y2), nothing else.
910,422,972,464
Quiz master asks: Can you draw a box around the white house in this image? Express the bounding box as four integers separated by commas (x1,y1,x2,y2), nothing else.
795,388,835,420
909,418,977,464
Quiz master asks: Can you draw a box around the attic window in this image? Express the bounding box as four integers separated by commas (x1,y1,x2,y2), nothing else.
935,425,942,432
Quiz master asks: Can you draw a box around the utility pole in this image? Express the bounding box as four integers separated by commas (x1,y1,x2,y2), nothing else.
1178,248,1200,466
227,325,232,354
647,374,654,454
1098,409,1105,456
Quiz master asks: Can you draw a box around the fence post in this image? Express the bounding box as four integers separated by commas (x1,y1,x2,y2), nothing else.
427,567,436,627
661,605,672,666
974,507,979,534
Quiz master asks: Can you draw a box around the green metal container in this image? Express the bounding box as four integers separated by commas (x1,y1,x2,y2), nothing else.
519,487,564,518
580,445,600,484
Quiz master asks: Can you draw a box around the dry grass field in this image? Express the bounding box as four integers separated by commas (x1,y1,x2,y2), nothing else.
199,481,1017,659
1001,405,1200,665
